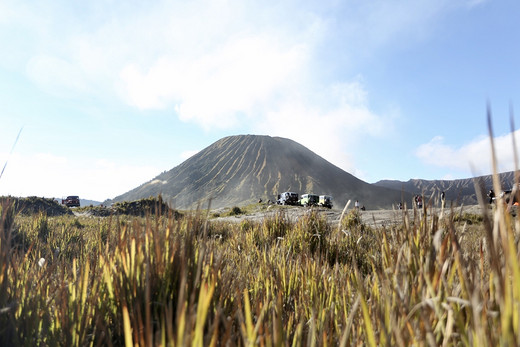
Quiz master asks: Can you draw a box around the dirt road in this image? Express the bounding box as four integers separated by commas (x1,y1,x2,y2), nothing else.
213,204,487,227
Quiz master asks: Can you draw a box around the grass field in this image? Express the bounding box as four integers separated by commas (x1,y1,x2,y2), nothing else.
1,189,520,346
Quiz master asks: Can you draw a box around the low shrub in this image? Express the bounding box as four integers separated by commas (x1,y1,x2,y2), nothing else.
453,212,484,224
228,206,243,216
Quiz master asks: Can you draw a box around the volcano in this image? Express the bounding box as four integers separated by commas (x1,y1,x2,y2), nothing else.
108,135,409,210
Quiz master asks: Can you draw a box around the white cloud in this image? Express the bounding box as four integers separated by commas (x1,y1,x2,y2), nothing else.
119,35,308,130
2,0,475,96
0,152,160,201
464,0,489,9
5,0,469,120
255,80,392,176
415,131,520,175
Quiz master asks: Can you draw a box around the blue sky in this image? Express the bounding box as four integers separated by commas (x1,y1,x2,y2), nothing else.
1,0,519,202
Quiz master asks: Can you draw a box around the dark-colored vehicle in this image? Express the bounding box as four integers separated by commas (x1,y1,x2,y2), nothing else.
298,193,319,207
277,192,299,205
318,195,333,209
62,196,80,207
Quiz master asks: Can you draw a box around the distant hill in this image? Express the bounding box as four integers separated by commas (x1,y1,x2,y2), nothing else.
107,135,410,210
54,197,102,207
374,171,516,206
80,199,102,207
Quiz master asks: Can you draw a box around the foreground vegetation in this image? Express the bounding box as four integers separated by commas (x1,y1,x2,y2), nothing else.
0,192,519,346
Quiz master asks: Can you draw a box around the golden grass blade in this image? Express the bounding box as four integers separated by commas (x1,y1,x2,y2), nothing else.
175,302,187,347
337,200,351,234
243,288,255,344
193,280,216,346
122,303,133,347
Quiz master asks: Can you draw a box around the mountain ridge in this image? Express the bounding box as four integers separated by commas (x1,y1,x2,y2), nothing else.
374,171,516,206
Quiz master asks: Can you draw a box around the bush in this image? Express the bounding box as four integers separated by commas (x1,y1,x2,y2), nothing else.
261,209,291,239
228,206,243,216
112,196,181,218
341,209,363,230
453,212,484,224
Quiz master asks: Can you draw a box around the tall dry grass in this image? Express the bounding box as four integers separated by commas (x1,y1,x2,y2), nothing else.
1,114,520,344
0,193,518,345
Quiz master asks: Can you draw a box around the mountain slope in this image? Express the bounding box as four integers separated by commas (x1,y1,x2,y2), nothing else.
109,135,409,209
374,171,516,205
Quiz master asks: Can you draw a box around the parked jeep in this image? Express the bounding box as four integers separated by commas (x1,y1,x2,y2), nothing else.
277,192,299,205
62,196,80,208
298,193,319,207
318,195,333,209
